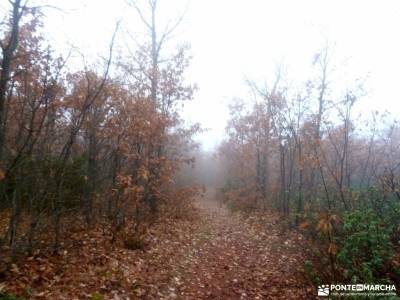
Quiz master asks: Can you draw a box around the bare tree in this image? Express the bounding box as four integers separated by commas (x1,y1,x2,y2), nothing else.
0,0,27,162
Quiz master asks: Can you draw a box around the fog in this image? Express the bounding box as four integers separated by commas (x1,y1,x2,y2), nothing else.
2,1,400,296
3,0,399,149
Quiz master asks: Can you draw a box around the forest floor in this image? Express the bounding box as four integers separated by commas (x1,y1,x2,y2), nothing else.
161,192,315,299
2,190,315,299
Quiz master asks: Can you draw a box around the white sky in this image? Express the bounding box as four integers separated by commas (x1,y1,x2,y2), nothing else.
3,0,400,149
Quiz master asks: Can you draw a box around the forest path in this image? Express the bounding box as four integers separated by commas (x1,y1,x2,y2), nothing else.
162,189,314,299
1,188,315,299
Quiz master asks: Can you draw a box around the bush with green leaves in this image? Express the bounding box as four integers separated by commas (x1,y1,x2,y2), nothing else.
358,188,400,237
337,209,393,283
304,260,321,285
0,292,23,300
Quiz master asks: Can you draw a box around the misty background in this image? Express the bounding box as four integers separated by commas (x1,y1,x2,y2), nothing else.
4,0,399,149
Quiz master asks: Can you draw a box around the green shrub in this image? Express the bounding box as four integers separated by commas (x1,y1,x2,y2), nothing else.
358,188,400,235
0,292,24,300
337,209,393,283
91,293,104,300
304,260,321,285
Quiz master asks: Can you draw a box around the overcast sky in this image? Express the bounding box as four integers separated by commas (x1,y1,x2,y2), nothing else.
3,0,400,149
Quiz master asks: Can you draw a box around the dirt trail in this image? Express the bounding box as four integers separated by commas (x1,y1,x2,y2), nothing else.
1,189,315,299
162,190,315,299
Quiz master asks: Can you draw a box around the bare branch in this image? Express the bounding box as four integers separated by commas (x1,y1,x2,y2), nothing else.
127,0,152,30
156,1,189,55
